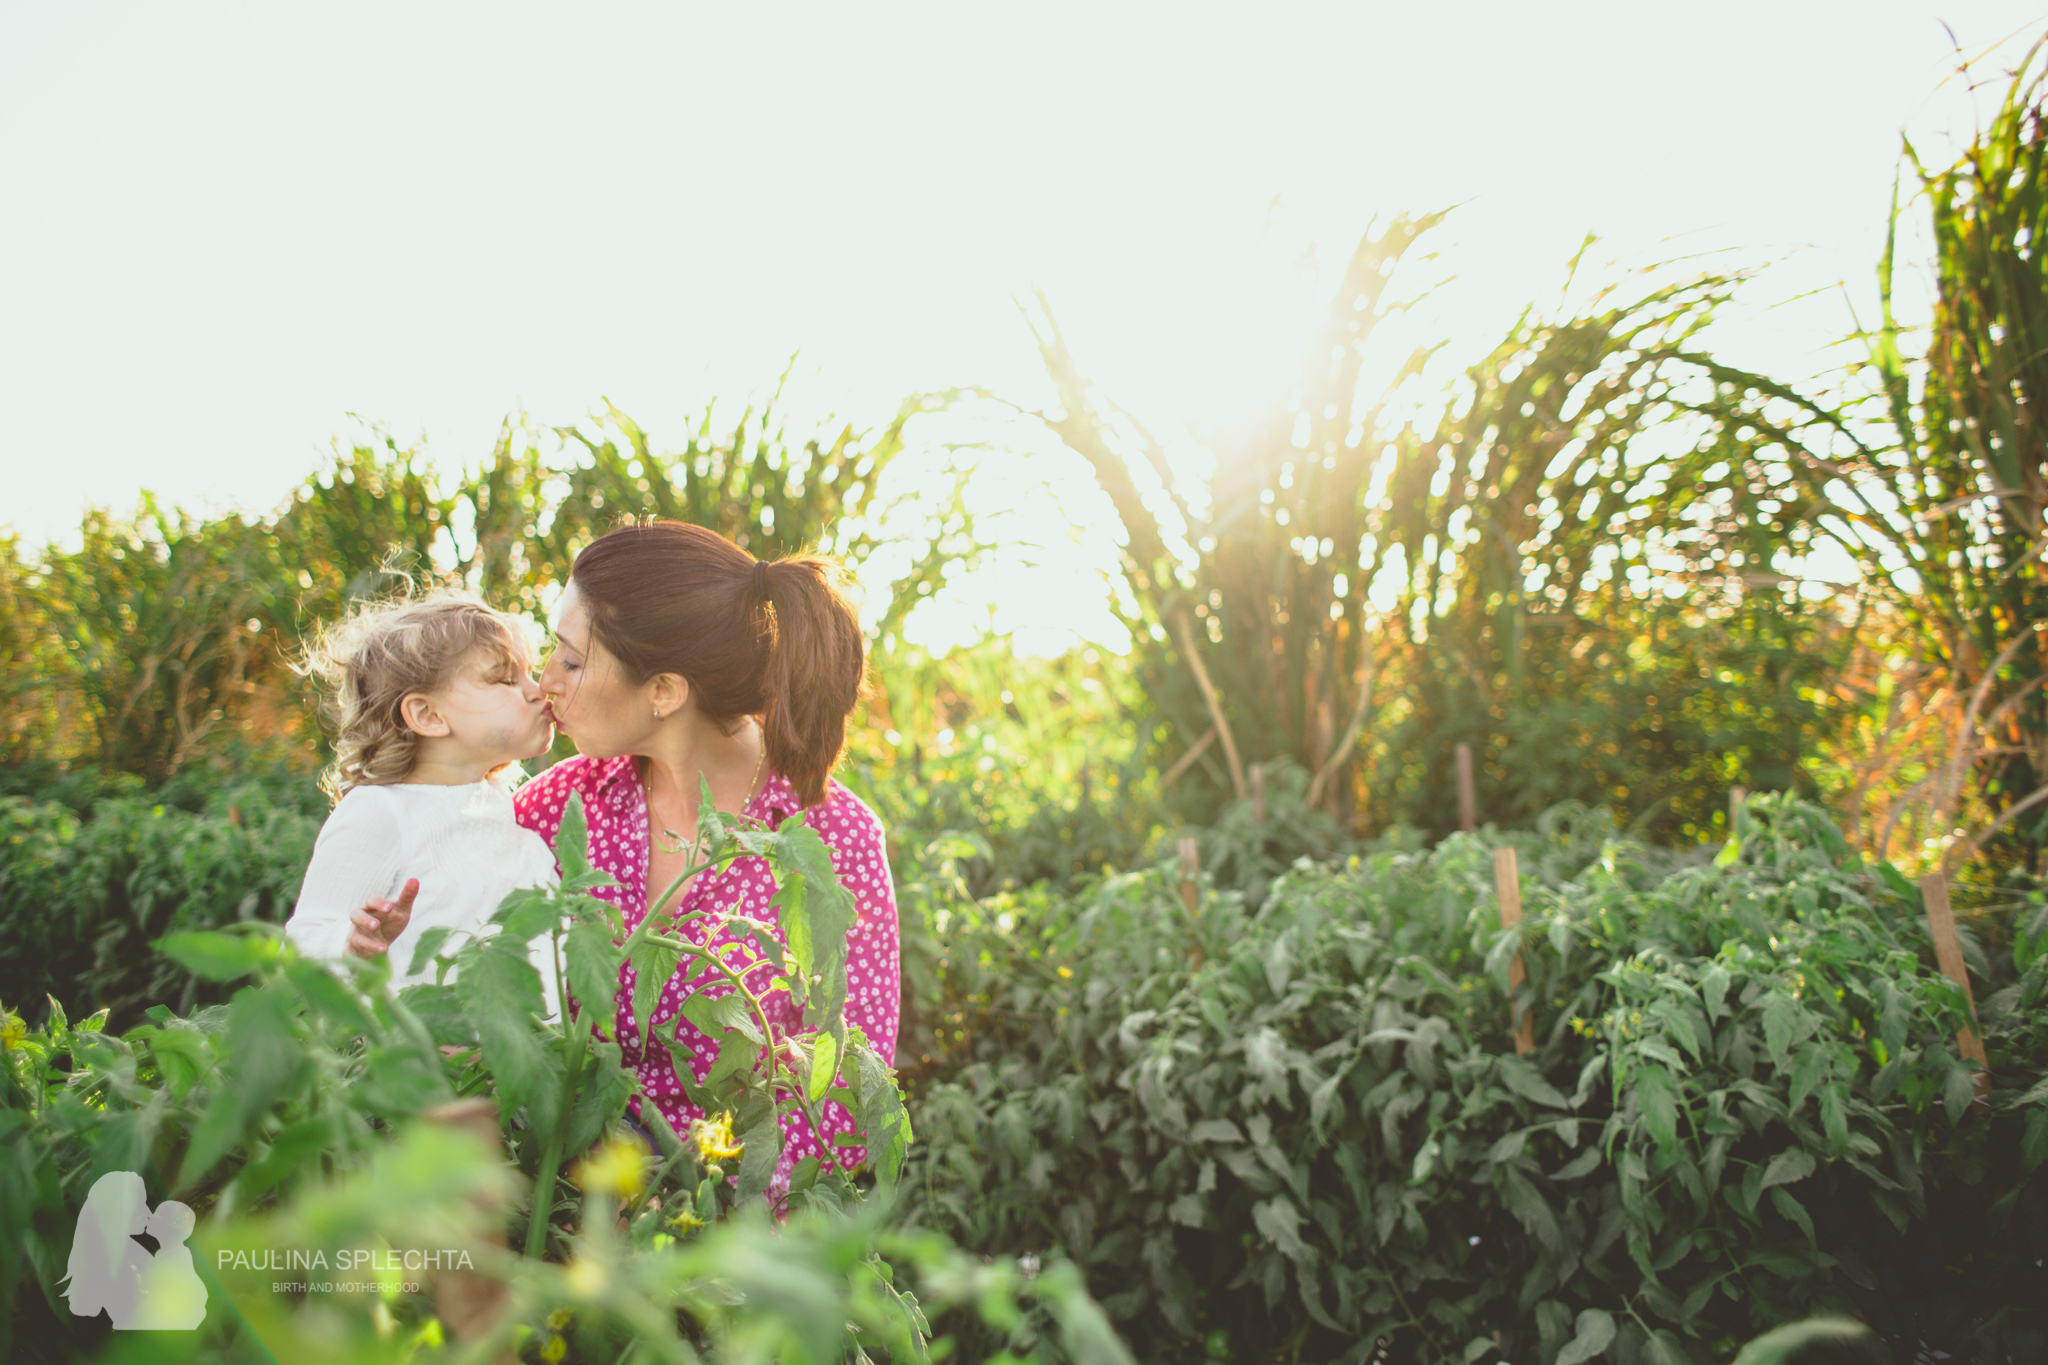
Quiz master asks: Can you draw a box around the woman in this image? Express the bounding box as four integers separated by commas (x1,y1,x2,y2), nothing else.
348,521,899,1176
513,521,897,1182
62,1170,150,1327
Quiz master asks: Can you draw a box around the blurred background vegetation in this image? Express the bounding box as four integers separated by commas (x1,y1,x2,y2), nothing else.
3,39,2048,1365
4,50,2045,1025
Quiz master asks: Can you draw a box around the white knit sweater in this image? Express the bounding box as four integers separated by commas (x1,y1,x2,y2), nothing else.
285,777,563,1013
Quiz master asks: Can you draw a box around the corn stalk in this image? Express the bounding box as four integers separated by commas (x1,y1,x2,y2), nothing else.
1037,217,1846,841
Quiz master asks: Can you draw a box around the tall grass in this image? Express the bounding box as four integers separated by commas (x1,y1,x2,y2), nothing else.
1709,43,2048,877
1034,220,1847,845
11,388,975,784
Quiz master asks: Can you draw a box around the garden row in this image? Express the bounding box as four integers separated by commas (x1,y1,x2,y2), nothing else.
895,796,2048,1363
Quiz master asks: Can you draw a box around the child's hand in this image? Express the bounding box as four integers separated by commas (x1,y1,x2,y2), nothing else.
347,878,419,959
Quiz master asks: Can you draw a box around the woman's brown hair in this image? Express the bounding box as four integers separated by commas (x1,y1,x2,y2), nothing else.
569,521,865,808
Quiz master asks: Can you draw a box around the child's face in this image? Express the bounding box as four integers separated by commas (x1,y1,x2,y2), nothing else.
147,1201,194,1244
419,647,555,767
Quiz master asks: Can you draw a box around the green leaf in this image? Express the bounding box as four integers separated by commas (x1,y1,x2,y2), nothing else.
284,959,374,1035
1189,1118,1245,1143
1759,1147,1815,1191
1769,1186,1815,1245
767,817,858,1031
1645,1328,1690,1365
176,983,308,1189
490,887,564,944
1788,1043,1829,1114
233,1114,341,1200
398,983,476,1048
1730,1318,1870,1365
563,917,622,1038
807,1030,839,1105
557,792,592,880
139,1026,212,1101
157,930,277,982
563,1039,633,1157
407,926,458,978
1498,1054,1570,1109
681,990,764,1046
1701,964,1731,1022
852,1037,913,1184
1250,1196,1310,1261
735,1100,780,1203
1555,1308,1616,1365
1635,1064,1680,1150
1941,1048,1978,1124
627,934,685,1043
455,931,553,1128
1553,1146,1602,1180
354,1045,453,1116
1761,992,1798,1070
1498,1167,1565,1252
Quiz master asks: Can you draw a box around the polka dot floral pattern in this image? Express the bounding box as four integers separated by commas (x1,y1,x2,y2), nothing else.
515,755,900,1185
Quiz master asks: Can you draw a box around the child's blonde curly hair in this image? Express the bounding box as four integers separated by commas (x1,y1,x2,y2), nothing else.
300,590,538,800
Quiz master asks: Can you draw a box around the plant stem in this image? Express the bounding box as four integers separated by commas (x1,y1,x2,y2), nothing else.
524,1017,591,1260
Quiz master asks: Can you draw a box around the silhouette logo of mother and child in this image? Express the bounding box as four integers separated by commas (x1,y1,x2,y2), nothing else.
62,1172,208,1330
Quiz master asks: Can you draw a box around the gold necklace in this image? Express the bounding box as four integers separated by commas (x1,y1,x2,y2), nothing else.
658,723,768,848
739,720,767,812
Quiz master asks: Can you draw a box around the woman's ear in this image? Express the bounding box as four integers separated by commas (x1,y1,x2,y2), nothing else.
648,673,690,720
399,692,452,738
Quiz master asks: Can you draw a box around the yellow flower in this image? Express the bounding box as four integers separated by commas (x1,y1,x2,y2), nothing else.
545,1308,572,1331
1,1013,24,1050
692,1113,744,1164
540,1332,567,1363
669,1207,706,1233
564,1258,608,1301
571,1137,649,1200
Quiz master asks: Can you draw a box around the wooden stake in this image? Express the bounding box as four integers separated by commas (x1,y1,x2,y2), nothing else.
1493,847,1535,1055
421,1099,514,1359
1730,785,1749,825
1456,743,1476,833
1178,836,1200,917
1160,726,1217,790
1920,872,1991,1102
1307,653,1375,810
1174,613,1247,800
1250,763,1266,825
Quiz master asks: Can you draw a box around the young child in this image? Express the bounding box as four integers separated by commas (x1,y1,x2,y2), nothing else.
284,592,561,1011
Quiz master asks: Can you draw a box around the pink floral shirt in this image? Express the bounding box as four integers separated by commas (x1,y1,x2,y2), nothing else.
514,755,900,1182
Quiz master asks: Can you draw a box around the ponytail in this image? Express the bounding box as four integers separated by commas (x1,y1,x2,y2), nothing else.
756,557,866,806
571,521,866,808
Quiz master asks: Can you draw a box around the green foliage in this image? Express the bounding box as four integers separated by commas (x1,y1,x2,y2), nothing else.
28,502,295,784
0,782,320,1030
9,386,979,791
903,796,2048,1363
1851,43,2048,863
1,793,1131,1364
848,644,1162,901
1033,222,1851,848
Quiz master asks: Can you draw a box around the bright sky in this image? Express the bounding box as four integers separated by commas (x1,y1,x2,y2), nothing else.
2,3,2039,651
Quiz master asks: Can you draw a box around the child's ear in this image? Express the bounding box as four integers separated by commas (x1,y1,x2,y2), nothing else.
399,692,451,738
